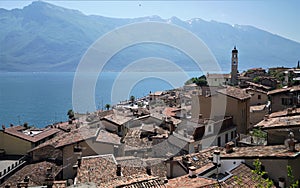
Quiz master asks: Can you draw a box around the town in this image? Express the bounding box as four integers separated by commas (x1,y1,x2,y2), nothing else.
1,47,300,188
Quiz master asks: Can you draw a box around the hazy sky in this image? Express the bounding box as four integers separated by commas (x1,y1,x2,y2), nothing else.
1,1,300,42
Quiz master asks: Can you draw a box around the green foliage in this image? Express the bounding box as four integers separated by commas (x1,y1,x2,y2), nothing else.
253,76,261,83
185,75,208,87
234,175,244,187
67,109,75,119
252,128,267,139
130,95,135,106
269,70,285,86
251,159,274,188
287,165,299,188
105,104,111,110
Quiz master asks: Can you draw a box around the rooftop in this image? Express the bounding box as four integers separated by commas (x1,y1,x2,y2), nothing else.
31,125,99,151
173,146,220,170
268,85,300,95
217,86,251,100
250,104,267,112
102,113,133,126
223,163,276,187
0,161,62,187
76,154,166,188
2,125,60,143
166,175,218,188
269,107,300,118
256,114,300,129
96,128,121,145
220,144,300,159
207,73,231,79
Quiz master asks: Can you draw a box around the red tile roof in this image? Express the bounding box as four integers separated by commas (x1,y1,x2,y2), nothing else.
220,144,300,159
166,175,218,188
0,161,62,187
224,163,276,187
268,85,300,95
30,126,99,151
76,154,167,188
217,86,251,100
96,129,121,145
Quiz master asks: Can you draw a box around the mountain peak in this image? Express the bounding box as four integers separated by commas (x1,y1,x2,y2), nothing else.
24,0,83,15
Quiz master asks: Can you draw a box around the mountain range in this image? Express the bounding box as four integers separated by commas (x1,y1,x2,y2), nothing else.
1,1,300,72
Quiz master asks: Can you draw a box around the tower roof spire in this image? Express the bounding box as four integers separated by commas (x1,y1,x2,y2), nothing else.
232,46,238,53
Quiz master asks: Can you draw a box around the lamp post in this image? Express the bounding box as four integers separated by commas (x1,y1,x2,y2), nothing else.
213,150,221,181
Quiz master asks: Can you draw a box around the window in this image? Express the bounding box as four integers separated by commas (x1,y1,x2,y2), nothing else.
231,131,234,139
225,133,228,143
282,98,292,105
208,125,212,133
258,95,261,100
217,137,221,147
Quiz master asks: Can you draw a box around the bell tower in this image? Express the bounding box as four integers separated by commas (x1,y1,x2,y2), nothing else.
231,46,238,85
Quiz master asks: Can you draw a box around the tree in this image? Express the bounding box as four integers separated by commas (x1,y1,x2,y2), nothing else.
23,122,28,129
251,159,274,188
185,75,208,87
105,104,111,110
67,109,75,120
130,95,135,106
287,165,299,188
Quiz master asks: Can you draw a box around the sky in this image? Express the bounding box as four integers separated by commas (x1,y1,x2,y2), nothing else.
1,1,300,43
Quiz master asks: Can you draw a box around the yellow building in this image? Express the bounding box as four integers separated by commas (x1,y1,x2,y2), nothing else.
0,125,59,156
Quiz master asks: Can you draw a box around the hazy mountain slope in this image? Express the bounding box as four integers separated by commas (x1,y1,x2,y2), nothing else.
1,1,300,72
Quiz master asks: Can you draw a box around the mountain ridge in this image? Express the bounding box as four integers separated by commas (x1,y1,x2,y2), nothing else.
1,1,300,72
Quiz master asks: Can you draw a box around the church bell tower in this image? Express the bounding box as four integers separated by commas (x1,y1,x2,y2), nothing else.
231,46,238,85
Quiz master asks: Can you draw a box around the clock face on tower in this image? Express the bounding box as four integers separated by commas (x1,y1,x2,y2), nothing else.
233,61,236,65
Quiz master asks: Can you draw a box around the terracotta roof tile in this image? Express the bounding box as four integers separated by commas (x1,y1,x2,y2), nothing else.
166,175,219,188
96,129,121,145
217,86,251,100
220,144,300,159
76,154,167,188
256,114,300,129
268,85,300,95
31,126,99,150
224,163,276,187
1,161,62,187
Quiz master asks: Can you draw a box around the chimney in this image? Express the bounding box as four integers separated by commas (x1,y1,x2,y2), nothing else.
288,132,296,152
194,145,199,153
264,115,269,121
146,165,152,175
116,164,122,176
287,108,293,115
225,141,235,153
278,177,285,188
46,168,52,177
77,156,82,168
288,139,296,152
188,166,197,178
183,129,188,137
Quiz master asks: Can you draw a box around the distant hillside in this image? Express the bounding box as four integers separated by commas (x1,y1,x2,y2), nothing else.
1,1,300,72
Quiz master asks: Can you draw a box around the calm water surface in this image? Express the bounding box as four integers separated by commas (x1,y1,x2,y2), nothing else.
0,72,200,127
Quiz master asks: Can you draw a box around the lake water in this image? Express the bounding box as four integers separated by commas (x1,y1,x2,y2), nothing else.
0,71,200,127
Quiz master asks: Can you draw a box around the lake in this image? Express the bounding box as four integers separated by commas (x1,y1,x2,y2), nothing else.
0,71,200,127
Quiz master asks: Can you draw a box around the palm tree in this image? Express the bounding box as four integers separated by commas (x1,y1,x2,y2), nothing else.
105,104,111,110
130,95,135,106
